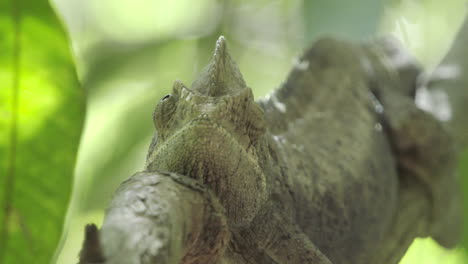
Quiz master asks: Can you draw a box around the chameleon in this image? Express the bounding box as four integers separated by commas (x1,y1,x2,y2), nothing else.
129,36,460,264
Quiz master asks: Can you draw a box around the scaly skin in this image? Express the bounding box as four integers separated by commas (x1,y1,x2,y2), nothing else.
257,38,398,264
146,36,459,264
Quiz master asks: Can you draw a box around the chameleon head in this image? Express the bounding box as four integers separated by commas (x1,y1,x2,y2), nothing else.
146,36,268,226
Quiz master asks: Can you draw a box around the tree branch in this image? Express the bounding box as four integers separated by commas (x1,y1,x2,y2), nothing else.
79,171,229,264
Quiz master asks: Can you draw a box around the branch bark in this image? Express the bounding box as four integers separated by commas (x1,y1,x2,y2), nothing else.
79,171,229,264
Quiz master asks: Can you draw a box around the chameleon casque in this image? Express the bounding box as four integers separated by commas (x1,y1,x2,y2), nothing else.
91,36,461,264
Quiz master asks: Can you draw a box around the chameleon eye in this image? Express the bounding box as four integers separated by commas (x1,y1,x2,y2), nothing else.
153,93,178,133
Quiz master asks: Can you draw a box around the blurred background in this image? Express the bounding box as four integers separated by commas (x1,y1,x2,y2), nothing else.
1,0,467,263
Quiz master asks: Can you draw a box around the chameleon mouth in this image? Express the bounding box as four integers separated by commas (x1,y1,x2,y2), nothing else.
146,112,256,180
188,115,222,129
147,115,239,168
178,116,231,143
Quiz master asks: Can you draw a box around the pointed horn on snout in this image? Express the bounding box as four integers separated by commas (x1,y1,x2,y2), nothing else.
191,36,247,96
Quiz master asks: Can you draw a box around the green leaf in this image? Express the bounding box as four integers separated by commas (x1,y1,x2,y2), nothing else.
0,0,84,263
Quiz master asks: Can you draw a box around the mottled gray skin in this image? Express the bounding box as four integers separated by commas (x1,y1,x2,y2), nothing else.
256,39,399,264
146,37,459,264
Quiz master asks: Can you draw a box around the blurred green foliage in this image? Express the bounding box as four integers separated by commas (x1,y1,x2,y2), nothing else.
303,0,385,42
400,238,467,264
0,0,84,263
461,149,468,249
0,0,466,263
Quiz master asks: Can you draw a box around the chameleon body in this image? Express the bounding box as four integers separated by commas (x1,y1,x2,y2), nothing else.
146,37,460,264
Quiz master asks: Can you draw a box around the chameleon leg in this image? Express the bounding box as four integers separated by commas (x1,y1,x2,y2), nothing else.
373,89,462,248
237,202,333,264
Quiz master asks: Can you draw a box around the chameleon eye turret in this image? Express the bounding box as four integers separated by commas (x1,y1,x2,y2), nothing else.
152,81,181,135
